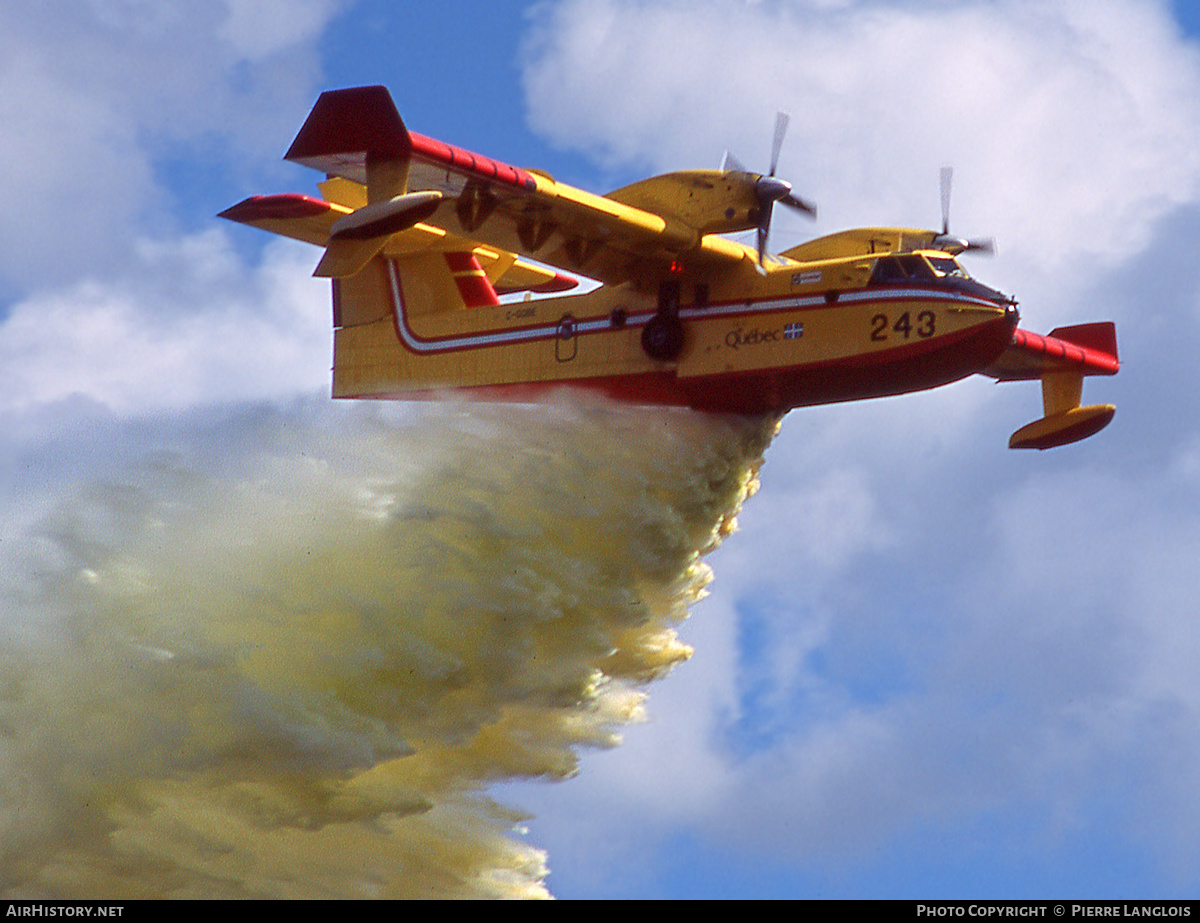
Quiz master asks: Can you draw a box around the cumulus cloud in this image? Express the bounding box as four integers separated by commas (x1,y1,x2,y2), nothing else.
523,0,1200,291
2,0,1198,899
0,1,343,290
0,0,344,457
519,390,1200,895
510,0,1200,897
0,233,330,416
220,0,341,59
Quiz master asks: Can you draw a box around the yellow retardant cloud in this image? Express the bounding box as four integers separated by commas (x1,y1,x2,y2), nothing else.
0,397,776,899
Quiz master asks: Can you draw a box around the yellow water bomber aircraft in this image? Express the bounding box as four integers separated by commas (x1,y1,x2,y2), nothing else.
222,86,1118,449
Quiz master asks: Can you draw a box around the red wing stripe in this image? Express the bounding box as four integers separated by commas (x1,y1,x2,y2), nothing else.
1049,322,1119,358
409,133,537,190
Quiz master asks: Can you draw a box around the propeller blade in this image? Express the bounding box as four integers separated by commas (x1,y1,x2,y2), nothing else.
940,165,953,236
931,234,996,257
755,180,779,268
781,191,817,218
770,111,790,177
722,150,748,174
965,236,996,255
934,167,993,256
726,111,816,269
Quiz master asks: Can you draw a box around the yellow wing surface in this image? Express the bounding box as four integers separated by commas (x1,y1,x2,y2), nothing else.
223,85,756,287
219,188,577,296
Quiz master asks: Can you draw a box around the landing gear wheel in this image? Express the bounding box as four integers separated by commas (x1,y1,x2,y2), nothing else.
641,314,685,361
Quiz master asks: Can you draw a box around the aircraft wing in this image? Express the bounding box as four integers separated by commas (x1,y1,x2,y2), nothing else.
278,86,751,286
218,191,578,294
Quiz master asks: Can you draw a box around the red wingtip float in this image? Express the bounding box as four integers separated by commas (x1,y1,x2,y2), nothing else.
221,86,1118,448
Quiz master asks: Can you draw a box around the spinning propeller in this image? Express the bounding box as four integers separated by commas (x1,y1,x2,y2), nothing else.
722,111,817,269
931,166,995,256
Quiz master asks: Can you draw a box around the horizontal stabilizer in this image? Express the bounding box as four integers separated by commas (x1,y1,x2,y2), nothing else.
315,238,390,279
218,193,348,246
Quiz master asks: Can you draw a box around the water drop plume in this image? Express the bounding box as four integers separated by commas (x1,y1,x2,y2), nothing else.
0,396,778,898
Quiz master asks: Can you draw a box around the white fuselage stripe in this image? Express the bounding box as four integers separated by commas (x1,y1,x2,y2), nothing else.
386,260,998,355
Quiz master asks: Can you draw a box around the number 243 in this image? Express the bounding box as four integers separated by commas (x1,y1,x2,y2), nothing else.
870,310,935,341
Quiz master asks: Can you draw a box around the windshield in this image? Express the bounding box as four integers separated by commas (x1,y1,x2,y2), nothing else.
927,256,970,279
869,255,936,284
866,252,1011,305
870,254,972,286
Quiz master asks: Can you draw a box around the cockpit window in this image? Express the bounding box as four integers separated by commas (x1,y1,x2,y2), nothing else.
928,257,970,279
871,255,938,285
897,255,934,279
870,257,906,284
870,254,972,286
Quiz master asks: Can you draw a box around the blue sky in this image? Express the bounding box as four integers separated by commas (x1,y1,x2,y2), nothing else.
2,0,1199,900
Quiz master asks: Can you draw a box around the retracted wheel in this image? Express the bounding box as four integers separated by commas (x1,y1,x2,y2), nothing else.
641,314,685,361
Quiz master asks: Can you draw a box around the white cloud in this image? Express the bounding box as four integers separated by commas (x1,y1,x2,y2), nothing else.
0,233,330,416
219,0,342,59
1,0,1197,898
0,1,347,415
520,403,1200,892
0,1,343,290
523,0,1200,298
512,0,1200,895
